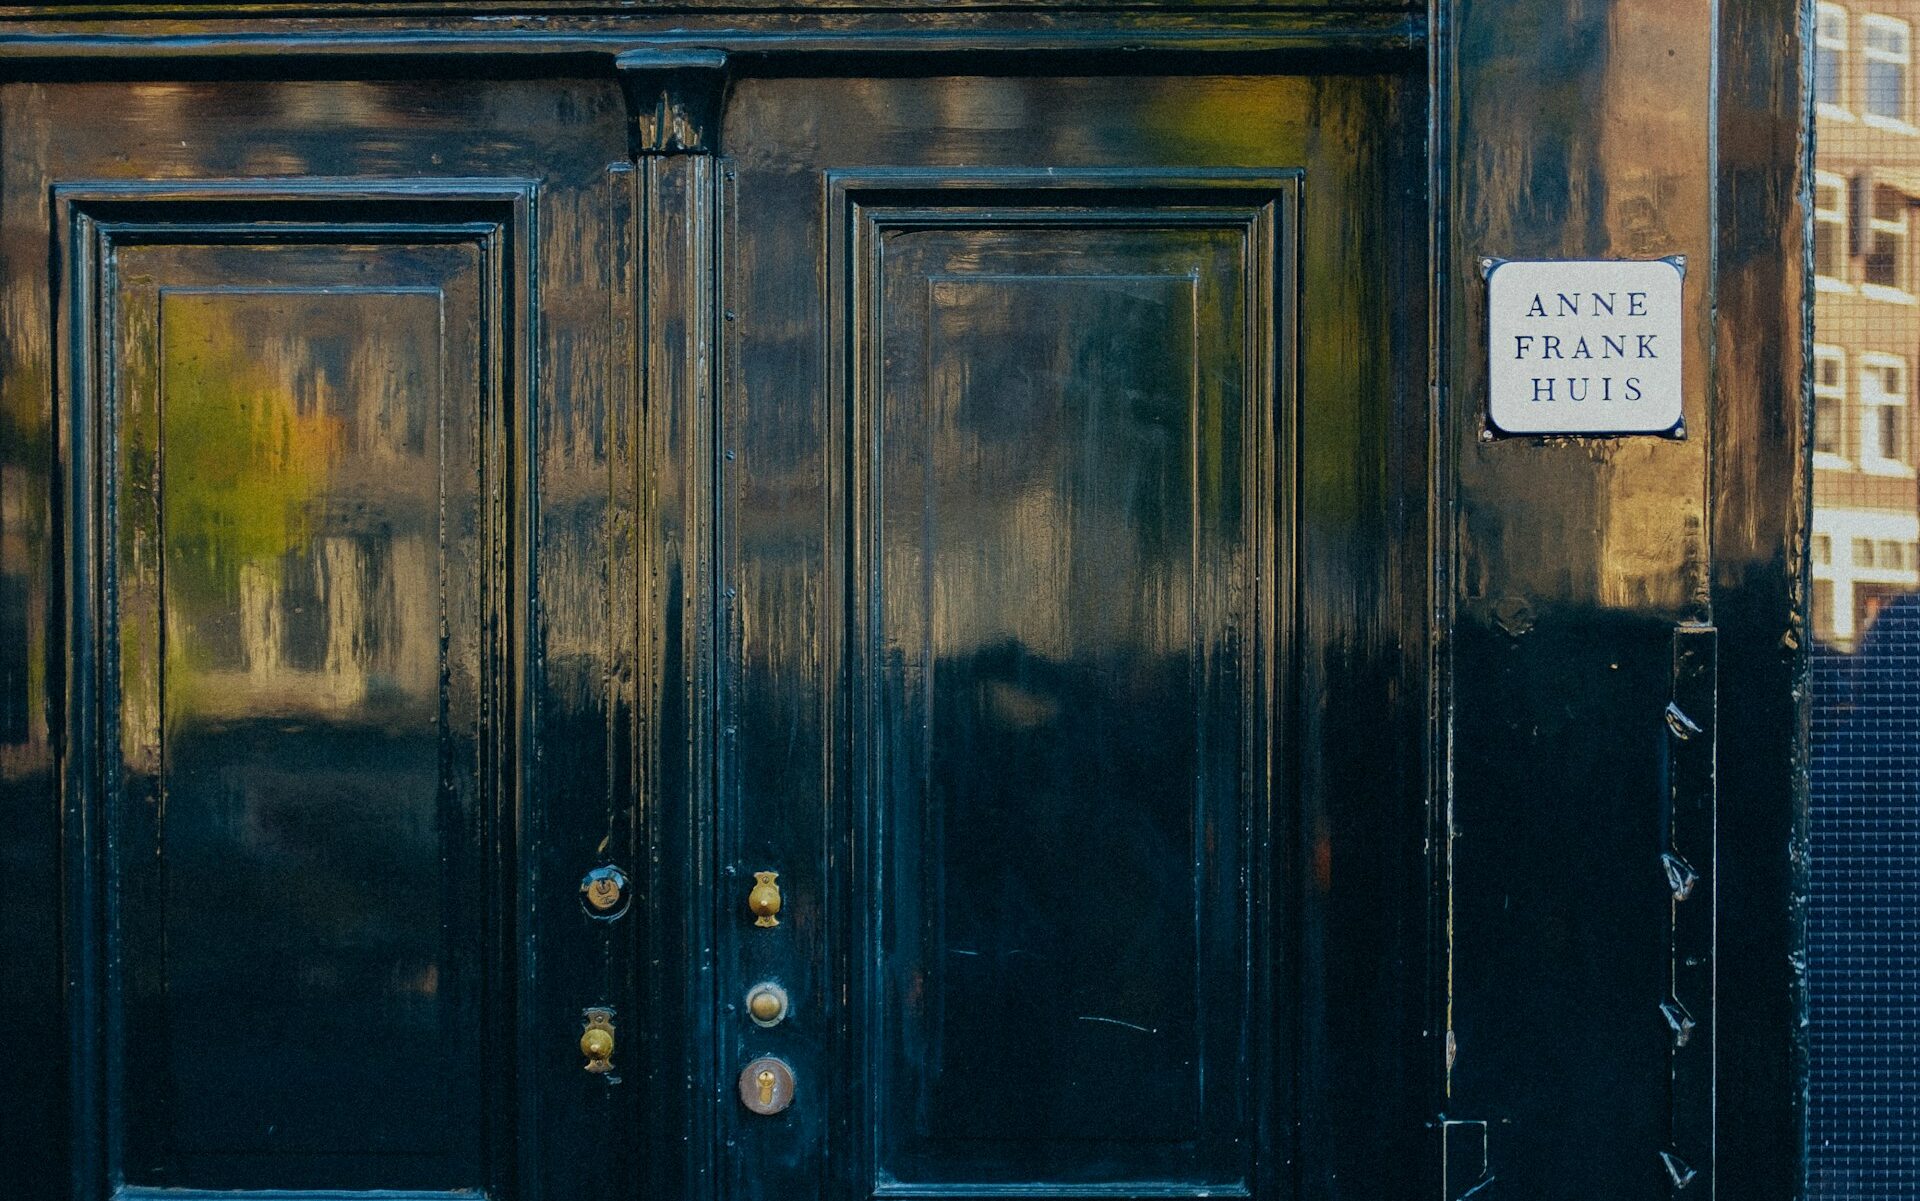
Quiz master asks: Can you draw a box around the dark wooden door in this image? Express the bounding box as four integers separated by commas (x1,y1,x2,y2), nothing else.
1,75,645,1200
0,47,1426,1201
709,66,1427,1201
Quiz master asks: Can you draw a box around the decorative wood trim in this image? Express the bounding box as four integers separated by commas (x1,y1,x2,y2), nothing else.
617,49,731,156
1663,623,1716,1198
0,15,1423,73
617,43,728,1195
0,0,1419,17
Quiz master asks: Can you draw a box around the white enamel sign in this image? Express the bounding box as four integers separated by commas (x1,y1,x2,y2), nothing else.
1485,258,1685,436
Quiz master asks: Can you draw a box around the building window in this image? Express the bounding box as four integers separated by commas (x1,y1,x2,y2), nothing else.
1816,173,1850,284
1865,184,1910,292
1864,14,1912,123
1815,534,1834,566
1860,353,1912,470
1816,344,1848,458
1821,4,1851,110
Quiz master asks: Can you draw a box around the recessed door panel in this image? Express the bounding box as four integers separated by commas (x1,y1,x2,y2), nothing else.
131,279,483,1191
838,174,1291,1191
61,187,528,1197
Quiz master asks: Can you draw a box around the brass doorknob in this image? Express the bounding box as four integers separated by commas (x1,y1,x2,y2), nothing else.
746,982,789,1026
581,1008,616,1074
748,871,782,928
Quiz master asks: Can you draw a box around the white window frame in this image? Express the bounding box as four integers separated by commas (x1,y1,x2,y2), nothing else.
1863,13,1914,128
1820,3,1854,117
1815,343,1850,466
1862,181,1916,301
1816,172,1852,291
1859,351,1914,475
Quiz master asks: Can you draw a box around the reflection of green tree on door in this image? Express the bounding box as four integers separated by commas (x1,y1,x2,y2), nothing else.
161,296,343,609
149,288,442,721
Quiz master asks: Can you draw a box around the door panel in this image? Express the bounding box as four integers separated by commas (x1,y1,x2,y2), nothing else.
99,231,500,1193
841,172,1289,1190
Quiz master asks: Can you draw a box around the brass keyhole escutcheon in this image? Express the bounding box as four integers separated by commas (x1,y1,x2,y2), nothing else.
580,1008,616,1075
739,1056,795,1115
747,871,782,928
580,865,630,920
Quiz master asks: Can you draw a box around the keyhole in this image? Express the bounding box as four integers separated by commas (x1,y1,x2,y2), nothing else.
757,1069,776,1106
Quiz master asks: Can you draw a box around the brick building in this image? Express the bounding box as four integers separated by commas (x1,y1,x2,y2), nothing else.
1816,0,1920,645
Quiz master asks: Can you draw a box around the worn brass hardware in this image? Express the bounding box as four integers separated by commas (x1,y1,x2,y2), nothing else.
747,871,782,928
746,982,789,1027
580,865,630,919
738,1055,795,1114
580,1008,616,1074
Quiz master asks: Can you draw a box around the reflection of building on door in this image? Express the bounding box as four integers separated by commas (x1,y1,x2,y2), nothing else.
1811,508,1920,646
197,532,440,715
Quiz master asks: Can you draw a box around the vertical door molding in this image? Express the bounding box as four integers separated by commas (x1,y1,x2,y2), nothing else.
1663,623,1716,1196
616,47,731,1201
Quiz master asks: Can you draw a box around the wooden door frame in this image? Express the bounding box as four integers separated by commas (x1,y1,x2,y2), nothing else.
0,2,1809,1197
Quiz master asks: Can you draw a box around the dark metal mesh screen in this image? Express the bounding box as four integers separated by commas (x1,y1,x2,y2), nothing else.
1811,6,1920,1191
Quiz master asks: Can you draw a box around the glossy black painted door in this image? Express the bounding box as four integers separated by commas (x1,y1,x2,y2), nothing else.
714,70,1427,1201
0,58,1426,1201
0,78,641,1200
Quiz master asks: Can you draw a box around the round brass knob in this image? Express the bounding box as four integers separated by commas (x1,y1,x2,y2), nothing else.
746,982,789,1026
748,871,782,928
580,1007,616,1075
581,1026,614,1062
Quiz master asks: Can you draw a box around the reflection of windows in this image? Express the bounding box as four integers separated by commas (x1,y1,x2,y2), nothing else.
1812,510,1920,644
1817,174,1850,283
1848,538,1918,570
1865,184,1910,292
1860,352,1911,470
1821,4,1851,110
1865,14,1912,123
1816,344,1848,457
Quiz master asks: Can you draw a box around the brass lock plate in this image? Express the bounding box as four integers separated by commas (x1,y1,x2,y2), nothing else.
580,865,631,920
738,1056,796,1115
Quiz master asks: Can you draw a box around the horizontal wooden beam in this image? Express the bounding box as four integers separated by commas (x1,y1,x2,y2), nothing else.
0,15,1423,73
